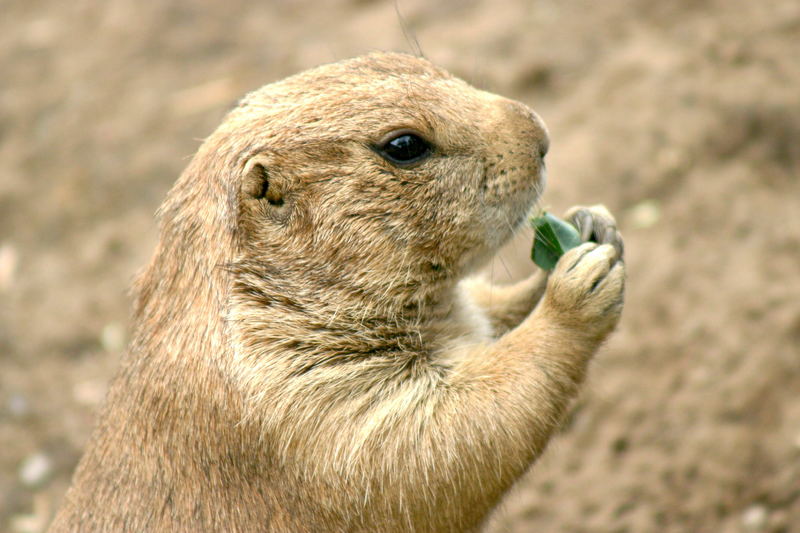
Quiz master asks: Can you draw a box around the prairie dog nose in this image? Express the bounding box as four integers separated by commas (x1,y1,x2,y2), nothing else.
501,99,550,159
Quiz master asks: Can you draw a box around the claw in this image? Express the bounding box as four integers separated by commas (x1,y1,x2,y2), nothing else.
564,205,624,260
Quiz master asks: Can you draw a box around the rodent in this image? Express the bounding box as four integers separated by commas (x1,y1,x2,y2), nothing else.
48,52,625,533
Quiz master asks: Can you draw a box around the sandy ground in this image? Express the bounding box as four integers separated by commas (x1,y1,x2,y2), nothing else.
1,1,799,531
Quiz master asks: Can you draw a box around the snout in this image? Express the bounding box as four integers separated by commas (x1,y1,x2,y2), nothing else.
501,99,550,161
480,97,549,200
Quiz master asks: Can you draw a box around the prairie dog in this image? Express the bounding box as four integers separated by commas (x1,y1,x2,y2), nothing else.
49,52,625,532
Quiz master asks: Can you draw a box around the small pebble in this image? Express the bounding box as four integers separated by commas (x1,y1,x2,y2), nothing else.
73,379,106,406
10,492,50,533
23,17,59,49
18,452,53,488
11,512,46,533
0,242,18,292
741,504,768,531
100,322,126,353
7,394,29,417
626,199,661,229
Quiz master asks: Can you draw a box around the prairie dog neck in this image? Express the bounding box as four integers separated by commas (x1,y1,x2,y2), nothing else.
228,258,487,363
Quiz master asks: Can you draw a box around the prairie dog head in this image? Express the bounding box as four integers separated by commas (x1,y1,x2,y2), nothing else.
186,53,548,305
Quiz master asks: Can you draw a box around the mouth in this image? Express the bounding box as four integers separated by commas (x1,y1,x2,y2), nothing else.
538,163,547,196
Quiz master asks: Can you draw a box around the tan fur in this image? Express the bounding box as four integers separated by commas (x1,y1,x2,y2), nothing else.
49,52,625,533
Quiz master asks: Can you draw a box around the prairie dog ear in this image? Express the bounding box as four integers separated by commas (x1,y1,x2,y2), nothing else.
242,155,285,207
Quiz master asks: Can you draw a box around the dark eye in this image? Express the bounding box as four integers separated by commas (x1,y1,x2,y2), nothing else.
377,132,432,166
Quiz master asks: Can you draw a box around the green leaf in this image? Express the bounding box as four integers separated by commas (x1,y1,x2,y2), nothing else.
530,212,582,270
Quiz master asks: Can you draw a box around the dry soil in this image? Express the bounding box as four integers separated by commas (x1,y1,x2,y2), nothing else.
1,1,799,532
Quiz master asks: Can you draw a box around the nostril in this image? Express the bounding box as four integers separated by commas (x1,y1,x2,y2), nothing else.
539,137,549,159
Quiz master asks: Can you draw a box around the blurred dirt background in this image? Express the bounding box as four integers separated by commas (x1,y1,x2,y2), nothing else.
2,0,799,532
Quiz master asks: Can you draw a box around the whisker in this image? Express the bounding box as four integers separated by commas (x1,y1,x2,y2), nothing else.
489,254,495,310
497,253,513,280
394,1,424,58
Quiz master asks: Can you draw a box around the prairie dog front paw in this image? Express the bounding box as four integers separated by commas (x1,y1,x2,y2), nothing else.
541,241,625,334
565,204,624,258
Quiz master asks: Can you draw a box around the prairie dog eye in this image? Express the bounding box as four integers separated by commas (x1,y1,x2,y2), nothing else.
376,131,433,166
